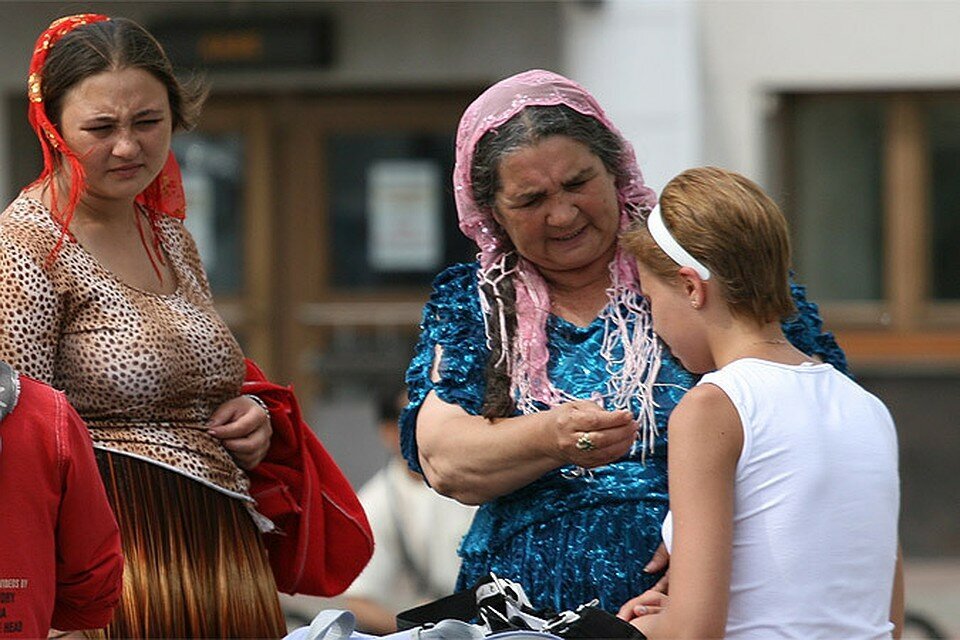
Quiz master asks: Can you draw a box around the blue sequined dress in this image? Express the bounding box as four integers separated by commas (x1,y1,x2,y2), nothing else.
400,262,847,614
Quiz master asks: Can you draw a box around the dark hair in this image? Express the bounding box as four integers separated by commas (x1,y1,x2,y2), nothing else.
470,105,625,418
470,104,627,213
42,17,206,131
479,252,519,419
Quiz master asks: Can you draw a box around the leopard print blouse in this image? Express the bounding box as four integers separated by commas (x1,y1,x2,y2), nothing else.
0,195,251,502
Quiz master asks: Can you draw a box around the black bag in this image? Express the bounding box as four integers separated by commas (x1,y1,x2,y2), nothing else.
396,574,646,639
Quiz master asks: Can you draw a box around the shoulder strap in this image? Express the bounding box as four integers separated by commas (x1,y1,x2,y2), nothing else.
396,586,479,631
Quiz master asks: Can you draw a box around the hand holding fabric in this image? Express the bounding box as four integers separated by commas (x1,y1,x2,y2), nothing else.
548,400,636,468
208,395,273,469
241,359,374,596
617,589,668,623
643,543,670,593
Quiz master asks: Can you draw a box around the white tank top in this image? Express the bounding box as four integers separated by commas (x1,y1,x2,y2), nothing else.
661,358,899,639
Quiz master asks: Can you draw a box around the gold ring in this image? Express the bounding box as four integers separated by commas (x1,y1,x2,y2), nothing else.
575,432,596,451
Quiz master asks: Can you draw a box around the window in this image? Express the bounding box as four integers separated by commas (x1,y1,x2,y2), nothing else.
926,99,960,302
173,133,244,296
787,96,884,305
326,132,473,289
779,92,960,366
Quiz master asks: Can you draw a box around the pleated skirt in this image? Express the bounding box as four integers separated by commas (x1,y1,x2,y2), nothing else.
91,451,287,638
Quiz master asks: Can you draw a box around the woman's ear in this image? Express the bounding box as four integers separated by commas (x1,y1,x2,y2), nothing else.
677,266,708,310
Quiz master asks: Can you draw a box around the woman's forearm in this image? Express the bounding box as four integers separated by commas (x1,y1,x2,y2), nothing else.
416,391,637,504
416,392,561,504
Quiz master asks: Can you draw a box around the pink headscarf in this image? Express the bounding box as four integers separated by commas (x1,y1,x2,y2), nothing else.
455,69,662,451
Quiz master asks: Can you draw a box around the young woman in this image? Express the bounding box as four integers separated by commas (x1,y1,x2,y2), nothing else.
0,14,371,636
619,167,902,639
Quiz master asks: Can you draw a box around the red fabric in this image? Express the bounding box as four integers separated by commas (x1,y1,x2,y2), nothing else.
243,360,374,596
0,376,123,637
26,13,110,261
135,151,187,220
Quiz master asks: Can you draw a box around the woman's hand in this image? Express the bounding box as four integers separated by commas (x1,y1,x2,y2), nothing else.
617,589,669,623
207,395,272,470
548,400,636,468
644,542,671,593
618,544,670,627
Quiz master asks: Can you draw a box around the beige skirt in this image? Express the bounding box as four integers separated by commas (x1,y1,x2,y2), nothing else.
92,451,287,638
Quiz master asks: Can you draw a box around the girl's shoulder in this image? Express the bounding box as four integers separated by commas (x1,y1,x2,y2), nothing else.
1,194,53,231
669,382,743,461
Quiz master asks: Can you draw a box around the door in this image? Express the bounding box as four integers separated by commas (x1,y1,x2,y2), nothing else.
274,92,477,405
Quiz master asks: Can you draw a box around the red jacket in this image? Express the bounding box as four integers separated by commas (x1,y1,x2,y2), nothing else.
0,375,123,637
243,360,373,596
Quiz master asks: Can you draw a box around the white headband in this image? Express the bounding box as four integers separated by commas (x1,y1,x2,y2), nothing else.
645,204,711,280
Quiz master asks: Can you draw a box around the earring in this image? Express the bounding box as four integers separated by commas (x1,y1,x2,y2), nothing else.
691,300,701,309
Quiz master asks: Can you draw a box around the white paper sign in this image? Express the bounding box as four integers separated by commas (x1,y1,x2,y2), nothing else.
367,160,442,271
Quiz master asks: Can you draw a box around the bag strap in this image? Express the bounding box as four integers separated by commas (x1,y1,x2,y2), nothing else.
396,587,479,631
304,610,356,640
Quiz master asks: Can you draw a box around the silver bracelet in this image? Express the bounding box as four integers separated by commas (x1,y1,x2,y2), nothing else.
243,393,270,416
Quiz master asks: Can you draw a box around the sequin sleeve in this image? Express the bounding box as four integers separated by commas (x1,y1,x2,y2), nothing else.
783,278,849,375
400,262,488,474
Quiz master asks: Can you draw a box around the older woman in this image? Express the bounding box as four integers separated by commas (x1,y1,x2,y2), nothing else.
400,69,847,613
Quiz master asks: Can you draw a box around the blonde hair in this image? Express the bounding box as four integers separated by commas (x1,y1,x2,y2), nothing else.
622,166,796,324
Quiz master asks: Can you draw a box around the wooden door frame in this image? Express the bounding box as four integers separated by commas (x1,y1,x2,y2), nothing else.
195,99,276,374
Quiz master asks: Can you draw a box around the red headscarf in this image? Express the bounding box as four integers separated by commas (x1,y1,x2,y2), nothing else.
27,13,187,266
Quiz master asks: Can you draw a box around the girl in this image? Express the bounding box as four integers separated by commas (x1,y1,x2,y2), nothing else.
618,167,902,639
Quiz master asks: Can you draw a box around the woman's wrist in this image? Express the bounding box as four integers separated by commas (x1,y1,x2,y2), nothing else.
243,393,270,416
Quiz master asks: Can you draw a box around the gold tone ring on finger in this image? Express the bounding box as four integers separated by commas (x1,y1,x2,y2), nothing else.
576,432,596,451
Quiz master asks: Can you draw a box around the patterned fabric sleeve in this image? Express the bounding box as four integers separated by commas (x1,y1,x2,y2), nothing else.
784,279,849,375
400,263,489,474
0,227,61,383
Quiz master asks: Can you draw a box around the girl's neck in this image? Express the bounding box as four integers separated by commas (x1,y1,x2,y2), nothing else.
709,320,815,370
71,195,137,230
